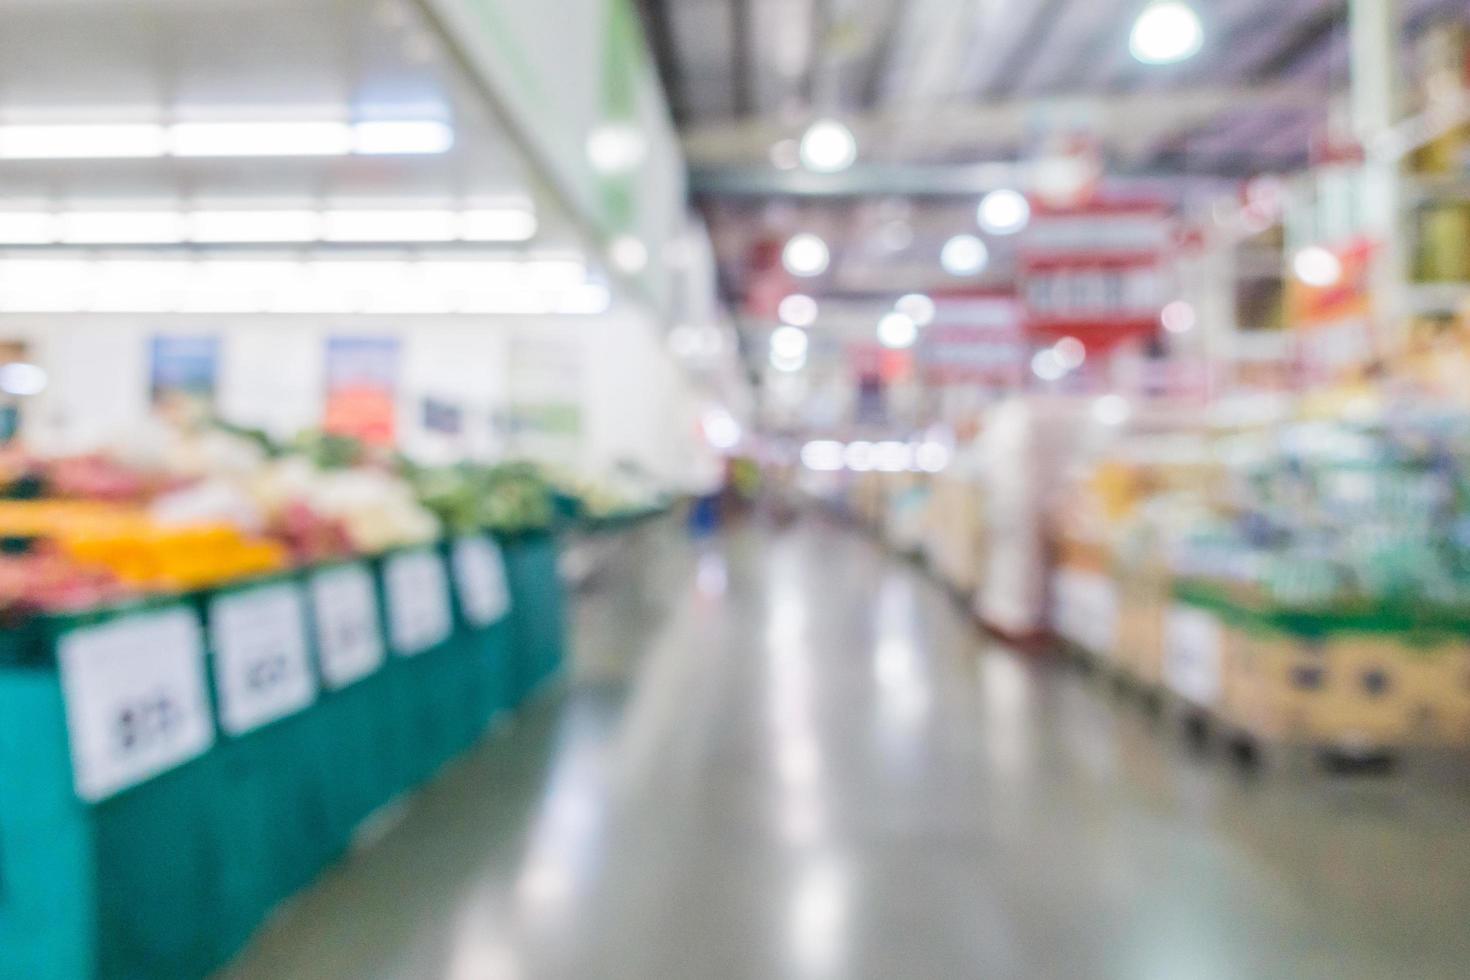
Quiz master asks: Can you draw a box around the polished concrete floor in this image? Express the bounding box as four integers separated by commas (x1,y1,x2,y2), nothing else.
224,517,1470,979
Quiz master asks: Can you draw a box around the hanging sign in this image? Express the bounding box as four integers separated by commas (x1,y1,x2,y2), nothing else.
1020,202,1169,352
452,536,512,627
58,606,215,802
324,336,399,446
209,584,317,735
916,293,1024,387
384,548,453,655
309,563,385,689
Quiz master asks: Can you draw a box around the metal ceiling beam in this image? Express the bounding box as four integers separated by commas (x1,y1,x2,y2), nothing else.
634,0,687,124
730,0,754,118
689,161,1247,198
682,85,1329,164
1248,3,1347,82
983,0,1073,98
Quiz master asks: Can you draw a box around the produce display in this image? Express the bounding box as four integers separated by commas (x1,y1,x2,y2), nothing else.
0,418,678,617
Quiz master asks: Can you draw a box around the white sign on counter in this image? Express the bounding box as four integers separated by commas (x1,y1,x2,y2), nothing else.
309,563,384,689
1163,604,1224,707
384,549,452,656
1050,569,1119,658
452,536,511,627
209,583,317,735
57,606,215,802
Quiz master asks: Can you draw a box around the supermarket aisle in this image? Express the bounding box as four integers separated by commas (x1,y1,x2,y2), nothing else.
224,517,1470,980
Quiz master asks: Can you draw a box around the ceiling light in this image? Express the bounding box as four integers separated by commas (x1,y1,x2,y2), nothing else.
1053,336,1086,369
941,234,988,276
1093,394,1131,426
189,210,321,242
874,441,912,473
877,312,918,349
169,121,355,157
770,347,807,373
352,120,454,155
770,325,810,360
703,409,742,450
895,293,936,326
844,441,874,472
0,124,167,159
609,235,649,273
586,122,647,174
778,293,819,327
460,208,538,241
1292,246,1342,287
58,211,185,244
1129,1,1204,65
798,119,857,174
0,362,47,396
1031,349,1066,381
0,213,58,244
783,233,830,277
977,189,1030,235
1161,299,1197,333
322,209,458,242
801,440,845,472
913,441,951,473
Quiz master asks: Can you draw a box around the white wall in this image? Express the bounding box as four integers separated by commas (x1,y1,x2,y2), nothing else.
0,305,701,482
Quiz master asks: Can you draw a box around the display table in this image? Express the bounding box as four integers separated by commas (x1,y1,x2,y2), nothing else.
0,531,565,980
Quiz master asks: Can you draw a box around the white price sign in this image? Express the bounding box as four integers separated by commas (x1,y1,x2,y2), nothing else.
452,536,511,627
58,606,215,802
209,584,317,735
1163,604,1223,707
384,549,452,656
1051,569,1118,658
309,563,384,689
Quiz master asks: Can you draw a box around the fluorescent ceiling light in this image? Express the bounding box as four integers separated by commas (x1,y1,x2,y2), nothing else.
322,209,458,242
877,312,918,349
59,211,185,244
799,119,858,174
977,189,1031,235
609,235,648,273
188,210,321,242
0,124,167,159
895,293,935,326
941,234,988,276
352,120,454,155
770,325,809,360
460,208,537,242
778,293,819,327
0,212,58,244
1129,1,1204,65
169,121,355,157
1031,348,1066,381
783,234,830,277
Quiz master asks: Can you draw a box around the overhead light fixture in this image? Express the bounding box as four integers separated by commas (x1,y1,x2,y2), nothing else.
170,121,355,157
844,441,874,472
941,234,988,276
800,440,845,472
895,293,936,327
1031,348,1066,381
977,189,1030,235
189,210,321,243
0,362,47,396
798,118,858,174
609,235,649,273
778,293,819,327
58,211,186,244
783,233,830,277
1093,394,1131,426
913,441,951,473
0,212,58,244
322,209,458,242
0,119,456,160
1129,1,1204,65
352,120,454,155
0,124,168,160
702,408,742,450
770,325,810,361
1161,299,1197,333
1053,336,1086,369
460,208,538,242
1292,246,1342,287
877,311,918,349
770,348,807,373
586,122,647,175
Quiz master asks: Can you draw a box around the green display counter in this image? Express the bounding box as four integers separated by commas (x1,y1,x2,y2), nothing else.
0,531,557,980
